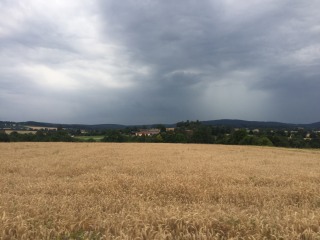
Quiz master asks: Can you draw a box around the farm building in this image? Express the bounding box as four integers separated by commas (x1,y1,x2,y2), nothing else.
135,129,160,136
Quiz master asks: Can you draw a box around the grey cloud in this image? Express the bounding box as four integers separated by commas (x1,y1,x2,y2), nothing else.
1,0,320,124
95,0,320,123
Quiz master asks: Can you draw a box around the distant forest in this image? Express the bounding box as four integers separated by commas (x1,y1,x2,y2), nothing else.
1,120,320,149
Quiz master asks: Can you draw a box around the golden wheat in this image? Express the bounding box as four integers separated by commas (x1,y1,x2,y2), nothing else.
0,143,320,239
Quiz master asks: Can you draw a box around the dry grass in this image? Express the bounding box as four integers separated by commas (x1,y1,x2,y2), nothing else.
1,143,320,239
4,130,37,135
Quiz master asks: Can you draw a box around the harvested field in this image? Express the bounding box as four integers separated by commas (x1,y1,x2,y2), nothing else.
0,143,320,239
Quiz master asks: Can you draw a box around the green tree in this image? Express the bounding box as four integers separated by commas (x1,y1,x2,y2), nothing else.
0,132,10,142
270,135,289,147
255,136,273,146
289,136,306,148
9,132,20,142
239,135,255,145
34,131,46,141
230,129,247,144
155,134,164,142
162,132,176,143
175,133,187,143
309,138,320,148
191,126,214,143
102,130,124,142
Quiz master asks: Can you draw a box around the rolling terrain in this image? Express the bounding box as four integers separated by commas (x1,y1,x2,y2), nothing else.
1,119,320,130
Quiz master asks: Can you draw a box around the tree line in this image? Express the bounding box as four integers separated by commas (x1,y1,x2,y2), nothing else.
1,121,320,148
0,129,73,142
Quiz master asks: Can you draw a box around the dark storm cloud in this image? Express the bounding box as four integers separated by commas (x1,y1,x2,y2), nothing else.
1,0,320,124
99,0,227,74
95,0,320,123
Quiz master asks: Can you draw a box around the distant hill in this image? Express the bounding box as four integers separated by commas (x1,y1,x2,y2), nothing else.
19,121,126,130
308,122,320,129
201,119,295,128
20,121,177,130
1,119,319,130
201,119,319,129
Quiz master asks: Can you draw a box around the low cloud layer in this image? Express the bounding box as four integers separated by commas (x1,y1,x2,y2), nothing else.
1,0,320,124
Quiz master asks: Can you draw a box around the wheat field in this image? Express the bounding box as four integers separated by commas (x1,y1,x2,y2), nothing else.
0,143,320,239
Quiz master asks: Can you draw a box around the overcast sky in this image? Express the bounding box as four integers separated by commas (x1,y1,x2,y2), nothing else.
1,0,320,125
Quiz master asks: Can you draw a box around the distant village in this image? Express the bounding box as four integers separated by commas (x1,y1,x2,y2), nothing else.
1,120,320,148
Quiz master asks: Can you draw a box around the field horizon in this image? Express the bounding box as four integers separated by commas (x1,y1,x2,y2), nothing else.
1,143,320,239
